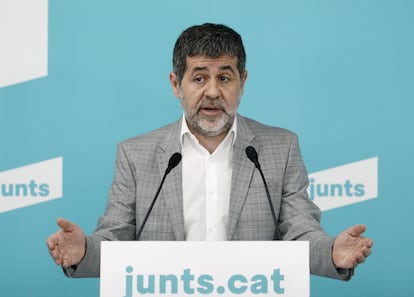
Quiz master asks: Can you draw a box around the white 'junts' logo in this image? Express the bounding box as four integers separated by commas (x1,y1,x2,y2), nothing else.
309,157,378,211
0,157,63,213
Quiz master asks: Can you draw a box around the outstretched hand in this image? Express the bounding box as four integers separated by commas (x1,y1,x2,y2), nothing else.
332,224,373,269
46,218,86,268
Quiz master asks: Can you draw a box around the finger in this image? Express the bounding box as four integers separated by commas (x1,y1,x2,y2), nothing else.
51,249,60,260
356,252,366,264
346,224,366,237
57,217,75,232
46,234,60,250
50,248,63,264
362,242,372,257
55,255,63,266
347,258,359,269
62,255,72,268
365,238,374,248
46,237,55,249
363,248,372,257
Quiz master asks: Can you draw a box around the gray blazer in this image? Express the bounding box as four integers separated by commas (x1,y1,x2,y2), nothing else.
67,115,350,280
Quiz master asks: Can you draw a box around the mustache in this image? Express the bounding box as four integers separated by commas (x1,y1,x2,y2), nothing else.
197,97,226,110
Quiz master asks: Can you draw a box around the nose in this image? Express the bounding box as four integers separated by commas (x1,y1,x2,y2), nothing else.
204,79,221,99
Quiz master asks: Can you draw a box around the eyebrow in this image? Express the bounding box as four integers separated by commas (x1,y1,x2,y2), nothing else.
191,65,236,75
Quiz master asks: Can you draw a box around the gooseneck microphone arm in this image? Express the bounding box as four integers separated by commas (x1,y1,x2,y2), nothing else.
136,152,182,240
245,146,278,230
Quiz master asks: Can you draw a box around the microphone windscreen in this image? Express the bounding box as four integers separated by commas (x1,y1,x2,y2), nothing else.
168,152,182,170
245,146,258,163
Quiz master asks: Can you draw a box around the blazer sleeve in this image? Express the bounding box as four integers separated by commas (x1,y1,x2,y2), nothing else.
64,143,138,278
277,133,352,280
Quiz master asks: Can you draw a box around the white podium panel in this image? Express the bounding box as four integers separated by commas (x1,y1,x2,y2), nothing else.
100,241,309,297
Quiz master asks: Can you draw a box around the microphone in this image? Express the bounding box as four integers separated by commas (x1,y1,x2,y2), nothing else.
245,146,278,232
136,152,182,240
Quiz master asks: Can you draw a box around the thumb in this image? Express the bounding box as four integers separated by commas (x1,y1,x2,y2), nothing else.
346,224,366,237
56,217,76,232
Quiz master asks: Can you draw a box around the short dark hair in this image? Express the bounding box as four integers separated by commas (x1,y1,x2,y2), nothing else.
172,23,246,85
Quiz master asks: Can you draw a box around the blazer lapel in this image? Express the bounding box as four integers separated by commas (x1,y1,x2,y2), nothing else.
156,118,185,240
227,115,256,240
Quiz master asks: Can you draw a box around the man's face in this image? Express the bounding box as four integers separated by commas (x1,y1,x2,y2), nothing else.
170,55,247,137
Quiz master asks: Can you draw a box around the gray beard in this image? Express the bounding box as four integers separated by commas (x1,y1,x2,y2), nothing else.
180,96,237,137
185,111,235,137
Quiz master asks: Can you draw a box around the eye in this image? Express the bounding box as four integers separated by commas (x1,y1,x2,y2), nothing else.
218,76,231,82
194,76,204,83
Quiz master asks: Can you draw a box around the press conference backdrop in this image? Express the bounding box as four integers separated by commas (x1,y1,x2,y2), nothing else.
0,0,412,296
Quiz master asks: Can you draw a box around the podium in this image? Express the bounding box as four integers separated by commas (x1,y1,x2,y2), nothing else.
100,241,309,297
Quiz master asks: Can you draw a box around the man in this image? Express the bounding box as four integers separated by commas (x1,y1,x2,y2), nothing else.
47,23,372,280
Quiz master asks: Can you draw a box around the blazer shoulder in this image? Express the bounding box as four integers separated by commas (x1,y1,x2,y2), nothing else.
240,115,298,142
119,120,180,149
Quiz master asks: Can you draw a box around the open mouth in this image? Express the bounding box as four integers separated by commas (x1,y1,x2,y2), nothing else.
199,107,223,115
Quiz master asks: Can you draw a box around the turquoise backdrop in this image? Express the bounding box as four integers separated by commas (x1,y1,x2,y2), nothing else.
1,0,413,296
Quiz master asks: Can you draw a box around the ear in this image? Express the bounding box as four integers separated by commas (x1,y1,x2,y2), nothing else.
169,72,181,99
240,70,248,95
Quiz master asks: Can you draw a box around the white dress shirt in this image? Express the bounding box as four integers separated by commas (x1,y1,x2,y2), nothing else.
180,115,237,241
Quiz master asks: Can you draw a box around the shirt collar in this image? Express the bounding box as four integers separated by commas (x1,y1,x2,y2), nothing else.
180,113,238,148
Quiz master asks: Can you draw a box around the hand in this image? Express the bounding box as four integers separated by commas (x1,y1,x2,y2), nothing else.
46,218,86,268
332,224,373,269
